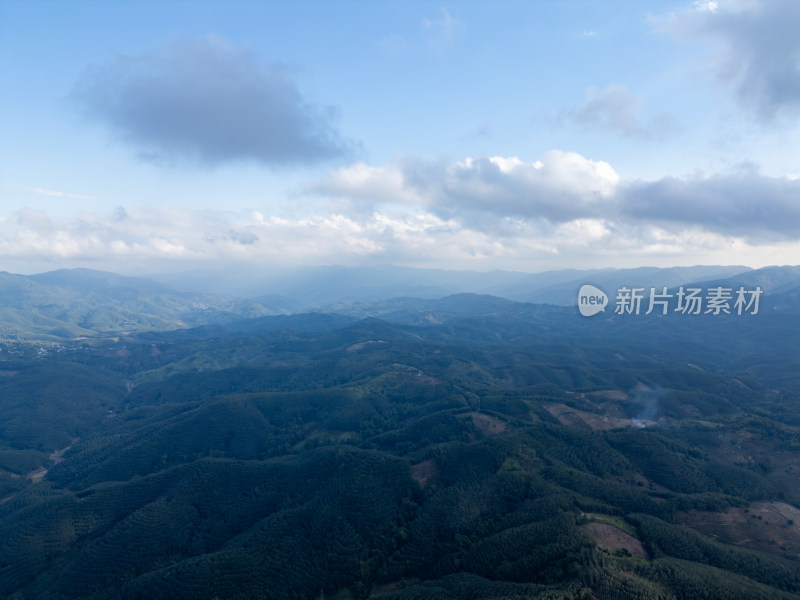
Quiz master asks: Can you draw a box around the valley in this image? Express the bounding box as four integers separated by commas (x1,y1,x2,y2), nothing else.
0,266,798,599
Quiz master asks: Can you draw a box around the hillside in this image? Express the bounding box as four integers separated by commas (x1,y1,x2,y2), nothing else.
4,265,797,342
0,269,292,341
0,283,798,599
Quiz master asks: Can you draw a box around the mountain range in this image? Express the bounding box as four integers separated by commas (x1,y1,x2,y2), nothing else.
0,265,799,599
2,264,797,341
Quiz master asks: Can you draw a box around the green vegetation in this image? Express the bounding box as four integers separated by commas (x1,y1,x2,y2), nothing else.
0,287,799,598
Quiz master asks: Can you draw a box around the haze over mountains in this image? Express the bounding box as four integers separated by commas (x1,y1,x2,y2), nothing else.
1,262,800,599
147,264,755,305
4,0,800,595
3,264,796,341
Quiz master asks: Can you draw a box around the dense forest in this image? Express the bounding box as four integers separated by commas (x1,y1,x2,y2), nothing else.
1,269,799,599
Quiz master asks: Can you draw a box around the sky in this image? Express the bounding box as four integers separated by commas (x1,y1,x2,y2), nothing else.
1,0,799,276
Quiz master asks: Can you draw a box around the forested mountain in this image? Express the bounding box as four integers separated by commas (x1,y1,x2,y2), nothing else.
145,264,754,306
4,265,797,342
0,268,799,599
0,269,292,341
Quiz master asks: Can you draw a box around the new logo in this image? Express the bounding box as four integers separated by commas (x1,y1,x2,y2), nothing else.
578,284,608,317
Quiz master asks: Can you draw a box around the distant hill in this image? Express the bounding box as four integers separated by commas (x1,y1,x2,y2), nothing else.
766,285,800,313
685,265,800,295
148,264,754,306
1,282,799,598
2,265,797,340
0,268,293,340
315,293,551,325
497,265,753,305
29,268,173,297
655,265,800,315
147,264,532,303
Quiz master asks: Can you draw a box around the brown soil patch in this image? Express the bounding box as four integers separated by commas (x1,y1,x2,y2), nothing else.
346,340,387,352
413,372,441,385
681,501,800,559
470,412,507,435
410,459,437,487
580,523,650,558
26,440,77,482
546,403,654,431
50,439,77,466
709,433,800,498
588,389,629,401
581,522,649,559
27,466,48,482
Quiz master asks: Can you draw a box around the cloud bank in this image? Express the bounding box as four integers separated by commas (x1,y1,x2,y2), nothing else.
70,35,353,166
314,152,800,241
313,151,620,223
0,203,770,275
3,151,799,274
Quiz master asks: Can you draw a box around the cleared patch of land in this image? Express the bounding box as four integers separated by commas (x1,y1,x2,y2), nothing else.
580,522,649,559
588,389,629,401
469,412,507,435
546,403,654,431
26,440,76,482
410,458,437,487
680,501,800,559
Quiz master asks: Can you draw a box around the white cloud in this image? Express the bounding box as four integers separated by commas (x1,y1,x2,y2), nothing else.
309,162,423,206
69,35,354,166
314,152,800,242
570,84,676,138
694,0,719,13
3,151,799,274
313,151,620,224
422,8,464,51
16,208,54,231
1,200,797,275
380,7,465,57
619,171,800,239
7,184,94,200
652,0,800,122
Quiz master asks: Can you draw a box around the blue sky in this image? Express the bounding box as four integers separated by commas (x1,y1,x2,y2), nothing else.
1,0,799,275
